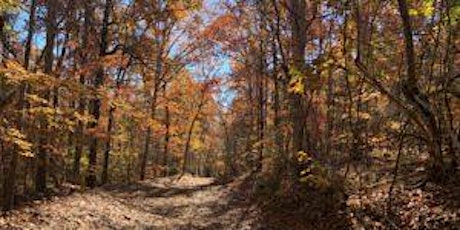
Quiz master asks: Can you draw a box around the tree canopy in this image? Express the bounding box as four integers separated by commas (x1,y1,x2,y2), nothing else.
0,0,458,229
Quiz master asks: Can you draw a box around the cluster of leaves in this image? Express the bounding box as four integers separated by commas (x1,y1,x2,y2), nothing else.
0,0,230,212
0,0,18,12
207,0,459,228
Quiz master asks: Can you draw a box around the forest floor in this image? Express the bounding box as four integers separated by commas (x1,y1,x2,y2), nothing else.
1,172,459,229
0,175,260,230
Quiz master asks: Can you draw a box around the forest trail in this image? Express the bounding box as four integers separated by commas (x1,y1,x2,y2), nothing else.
0,175,258,230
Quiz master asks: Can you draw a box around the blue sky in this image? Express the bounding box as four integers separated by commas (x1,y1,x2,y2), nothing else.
12,0,236,109
184,0,236,109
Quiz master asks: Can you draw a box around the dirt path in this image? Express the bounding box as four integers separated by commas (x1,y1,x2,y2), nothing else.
0,176,259,229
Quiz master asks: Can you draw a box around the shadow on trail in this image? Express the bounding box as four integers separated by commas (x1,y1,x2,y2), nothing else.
0,176,258,229
100,180,218,198
98,178,255,229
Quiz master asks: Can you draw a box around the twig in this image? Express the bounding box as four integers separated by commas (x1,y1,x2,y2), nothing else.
387,120,408,213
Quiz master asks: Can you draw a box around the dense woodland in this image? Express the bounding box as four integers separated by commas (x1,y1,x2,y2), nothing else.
0,0,459,229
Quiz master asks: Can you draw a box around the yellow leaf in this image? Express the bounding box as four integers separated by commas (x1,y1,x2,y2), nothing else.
409,9,419,16
359,112,371,120
297,151,310,162
390,121,401,130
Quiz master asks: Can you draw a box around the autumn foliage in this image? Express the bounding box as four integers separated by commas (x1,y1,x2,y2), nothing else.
0,0,459,229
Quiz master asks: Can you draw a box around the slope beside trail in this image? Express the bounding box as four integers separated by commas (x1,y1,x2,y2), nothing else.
0,175,259,230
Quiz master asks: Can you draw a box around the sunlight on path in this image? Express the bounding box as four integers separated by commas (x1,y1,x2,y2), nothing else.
0,175,258,229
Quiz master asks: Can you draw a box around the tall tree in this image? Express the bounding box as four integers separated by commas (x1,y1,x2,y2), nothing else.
86,0,112,188
36,0,58,194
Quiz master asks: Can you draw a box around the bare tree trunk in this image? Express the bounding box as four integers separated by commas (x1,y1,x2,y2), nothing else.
256,43,265,172
140,127,151,180
180,93,206,178
24,0,36,70
273,46,283,156
36,0,57,194
73,73,85,182
325,67,334,158
271,0,289,173
182,115,198,177
73,0,92,182
140,41,163,180
102,68,126,184
86,0,112,188
162,82,170,176
397,0,444,178
288,0,308,164
2,147,18,211
101,105,114,184
140,87,159,180
8,0,37,208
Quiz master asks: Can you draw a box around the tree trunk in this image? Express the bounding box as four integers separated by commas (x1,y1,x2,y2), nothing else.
6,0,37,208
325,66,334,161
182,116,198,177
162,94,170,176
140,127,151,180
181,93,206,178
101,68,125,184
86,0,112,188
140,42,163,180
73,0,92,182
288,0,308,158
2,147,18,211
140,89,158,180
256,43,265,172
36,0,57,194
101,105,114,184
397,0,445,178
23,0,36,70
73,75,85,182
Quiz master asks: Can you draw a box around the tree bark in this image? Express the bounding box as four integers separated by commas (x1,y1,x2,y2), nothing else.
180,91,206,178
2,147,18,211
140,40,163,180
24,0,36,70
162,82,170,176
102,68,126,184
36,0,57,194
1,0,37,211
288,0,308,158
140,86,159,180
101,104,114,184
73,0,92,182
86,0,112,188
397,0,444,177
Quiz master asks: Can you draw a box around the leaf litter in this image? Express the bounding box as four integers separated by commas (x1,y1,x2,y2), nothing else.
0,175,259,230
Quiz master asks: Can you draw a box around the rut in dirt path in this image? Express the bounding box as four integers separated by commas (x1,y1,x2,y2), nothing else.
0,176,259,230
